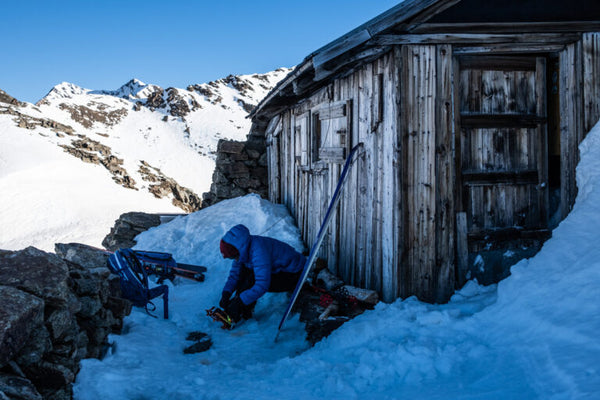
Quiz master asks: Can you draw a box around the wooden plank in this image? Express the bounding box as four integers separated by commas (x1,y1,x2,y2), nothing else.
378,47,401,302
560,41,584,220
356,62,372,289
265,115,281,138
313,29,372,70
435,43,455,302
371,33,581,46
362,0,459,37
401,44,437,302
319,147,346,163
456,212,468,288
583,33,600,133
371,73,384,132
318,100,347,120
536,57,549,229
345,73,359,286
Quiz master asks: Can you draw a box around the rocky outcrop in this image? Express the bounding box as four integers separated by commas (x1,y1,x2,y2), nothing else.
138,161,202,212
59,136,136,189
102,212,163,251
0,245,131,400
0,89,25,107
201,134,269,207
58,102,127,129
59,138,202,212
0,106,75,135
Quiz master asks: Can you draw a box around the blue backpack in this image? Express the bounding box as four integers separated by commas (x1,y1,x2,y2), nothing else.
107,248,169,319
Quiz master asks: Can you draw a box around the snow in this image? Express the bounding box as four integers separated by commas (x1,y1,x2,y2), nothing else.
0,70,290,252
72,121,600,399
0,122,181,252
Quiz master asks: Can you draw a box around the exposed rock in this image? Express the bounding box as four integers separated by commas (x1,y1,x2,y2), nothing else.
166,88,190,117
59,136,136,189
58,103,127,129
138,161,202,213
102,212,162,251
145,88,165,110
0,247,70,307
54,243,109,272
0,286,44,368
0,245,131,399
0,106,74,135
0,373,43,400
0,89,25,107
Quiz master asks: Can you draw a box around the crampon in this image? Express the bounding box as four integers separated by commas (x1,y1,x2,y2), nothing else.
206,307,234,330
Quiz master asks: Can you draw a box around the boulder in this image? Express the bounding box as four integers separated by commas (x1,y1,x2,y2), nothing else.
54,243,109,271
0,286,44,368
0,247,70,307
0,244,132,399
0,373,42,400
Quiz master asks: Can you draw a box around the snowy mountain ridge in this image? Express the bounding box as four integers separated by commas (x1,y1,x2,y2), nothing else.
0,67,291,251
4,67,291,201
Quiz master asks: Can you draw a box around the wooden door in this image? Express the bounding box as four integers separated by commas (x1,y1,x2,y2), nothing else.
457,56,550,282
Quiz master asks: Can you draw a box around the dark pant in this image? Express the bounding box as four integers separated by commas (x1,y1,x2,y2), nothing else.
233,266,301,318
235,266,301,295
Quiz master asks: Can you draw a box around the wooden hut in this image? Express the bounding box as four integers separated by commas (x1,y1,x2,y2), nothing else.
249,0,600,303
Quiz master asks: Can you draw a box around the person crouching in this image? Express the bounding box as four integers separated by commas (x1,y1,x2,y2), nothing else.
219,224,306,323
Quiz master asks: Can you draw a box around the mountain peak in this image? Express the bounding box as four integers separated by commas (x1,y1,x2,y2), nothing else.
94,79,162,100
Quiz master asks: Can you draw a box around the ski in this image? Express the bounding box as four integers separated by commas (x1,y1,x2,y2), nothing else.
275,142,364,342
133,250,207,282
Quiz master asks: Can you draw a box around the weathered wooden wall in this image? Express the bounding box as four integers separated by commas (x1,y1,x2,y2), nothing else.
267,47,457,303
264,34,600,304
266,51,405,302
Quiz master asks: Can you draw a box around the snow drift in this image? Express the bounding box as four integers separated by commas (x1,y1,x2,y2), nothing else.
73,123,600,399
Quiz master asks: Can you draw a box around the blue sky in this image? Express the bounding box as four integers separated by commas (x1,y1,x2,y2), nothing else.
1,0,399,103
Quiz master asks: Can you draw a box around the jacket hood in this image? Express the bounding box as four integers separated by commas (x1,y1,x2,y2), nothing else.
222,224,250,258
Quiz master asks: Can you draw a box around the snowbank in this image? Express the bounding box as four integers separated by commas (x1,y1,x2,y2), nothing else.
73,124,600,399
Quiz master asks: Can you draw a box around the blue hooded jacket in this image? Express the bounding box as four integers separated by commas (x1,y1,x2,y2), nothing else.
222,224,305,305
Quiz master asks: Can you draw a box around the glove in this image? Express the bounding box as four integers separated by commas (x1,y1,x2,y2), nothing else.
219,291,232,309
225,296,245,323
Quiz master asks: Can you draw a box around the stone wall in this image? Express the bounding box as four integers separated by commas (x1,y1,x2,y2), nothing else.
102,212,162,251
0,244,131,400
201,133,268,208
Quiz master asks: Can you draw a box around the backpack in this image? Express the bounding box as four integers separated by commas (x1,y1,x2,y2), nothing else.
107,248,169,319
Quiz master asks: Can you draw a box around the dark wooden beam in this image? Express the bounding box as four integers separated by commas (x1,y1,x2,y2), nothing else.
460,114,547,128
411,21,600,34
468,228,551,242
462,170,539,185
369,32,581,46
458,55,538,70
454,43,570,55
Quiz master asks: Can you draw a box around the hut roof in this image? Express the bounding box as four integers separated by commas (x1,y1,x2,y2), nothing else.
250,0,600,123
